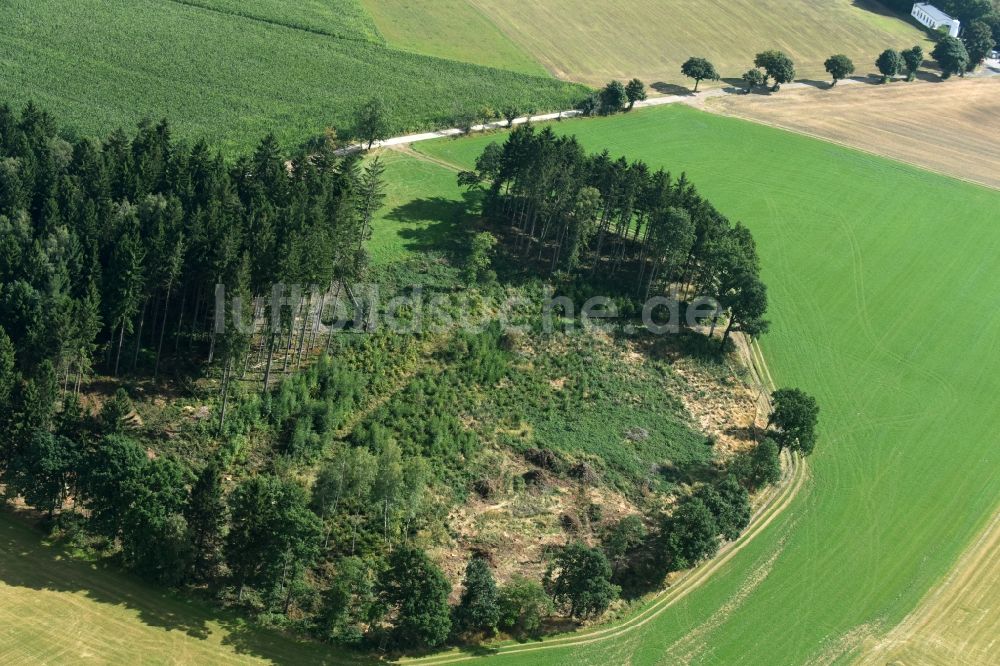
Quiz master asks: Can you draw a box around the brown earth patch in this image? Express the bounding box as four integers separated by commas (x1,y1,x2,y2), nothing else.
705,77,1000,190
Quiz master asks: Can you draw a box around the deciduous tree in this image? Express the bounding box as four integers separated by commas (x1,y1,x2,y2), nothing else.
754,50,796,91
932,36,971,78
624,78,647,110
824,54,855,86
355,98,391,150
378,545,452,647
876,49,903,83
769,388,820,454
681,57,720,92
546,542,619,619
962,20,997,70
901,45,924,81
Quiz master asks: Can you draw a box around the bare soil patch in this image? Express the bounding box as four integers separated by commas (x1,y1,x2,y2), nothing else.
705,77,1000,190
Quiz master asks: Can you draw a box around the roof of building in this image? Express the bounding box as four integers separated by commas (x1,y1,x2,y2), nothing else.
913,3,956,24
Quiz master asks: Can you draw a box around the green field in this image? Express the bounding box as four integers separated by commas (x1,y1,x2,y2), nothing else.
467,0,932,86
409,105,1000,662
368,151,473,266
178,0,384,41
361,0,547,76
0,0,585,153
0,513,358,665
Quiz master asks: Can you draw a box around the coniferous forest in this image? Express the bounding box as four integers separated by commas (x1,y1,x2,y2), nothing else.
0,101,809,652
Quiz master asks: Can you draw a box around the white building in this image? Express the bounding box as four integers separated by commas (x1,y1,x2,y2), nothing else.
911,3,961,37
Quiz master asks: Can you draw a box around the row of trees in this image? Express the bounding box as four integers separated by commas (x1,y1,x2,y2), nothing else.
459,125,770,347
0,102,388,425
580,79,648,116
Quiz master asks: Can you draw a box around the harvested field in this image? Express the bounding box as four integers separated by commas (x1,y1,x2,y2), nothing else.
706,77,1000,190
467,0,929,87
857,507,1000,665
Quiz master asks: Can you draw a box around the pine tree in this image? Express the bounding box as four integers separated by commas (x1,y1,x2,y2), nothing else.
455,556,501,636
184,462,227,582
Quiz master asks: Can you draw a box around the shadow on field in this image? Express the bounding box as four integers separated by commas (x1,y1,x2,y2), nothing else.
795,79,832,90
387,192,479,259
851,0,903,19
914,69,945,82
651,82,694,96
0,511,373,664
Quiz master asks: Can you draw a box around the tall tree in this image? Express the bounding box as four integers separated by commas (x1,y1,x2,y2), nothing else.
454,555,501,636
901,45,924,81
624,78,647,110
377,546,452,648
962,20,997,70
654,496,719,571
824,54,855,86
876,49,903,83
741,68,766,94
599,80,627,114
184,461,228,582
680,57,720,92
4,430,80,516
729,438,782,490
226,475,323,609
695,476,751,541
768,388,820,454
932,36,971,78
355,98,391,150
754,50,796,91
545,542,619,619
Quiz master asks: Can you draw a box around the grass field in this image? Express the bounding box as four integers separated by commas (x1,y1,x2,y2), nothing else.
0,512,359,665
361,0,547,76
0,0,585,154
412,104,1000,662
858,506,1000,664
177,0,384,41
368,150,473,266
707,76,1000,190
467,0,932,87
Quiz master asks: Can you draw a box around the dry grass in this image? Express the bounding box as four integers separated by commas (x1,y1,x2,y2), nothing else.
705,77,1000,190
856,507,1000,665
467,0,930,87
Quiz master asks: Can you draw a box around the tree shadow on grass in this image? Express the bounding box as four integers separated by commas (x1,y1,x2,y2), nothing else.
849,74,883,85
795,79,833,90
651,82,695,96
386,192,480,260
0,509,375,665
914,69,945,83
851,0,903,19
